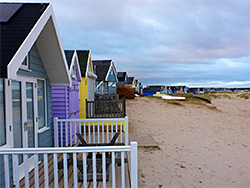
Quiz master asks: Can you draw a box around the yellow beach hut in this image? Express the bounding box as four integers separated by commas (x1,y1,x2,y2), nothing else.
77,50,97,119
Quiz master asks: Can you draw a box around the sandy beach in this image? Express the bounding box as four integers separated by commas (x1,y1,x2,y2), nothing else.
127,93,250,188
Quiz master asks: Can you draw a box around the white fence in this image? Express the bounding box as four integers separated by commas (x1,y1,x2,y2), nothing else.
54,117,129,147
0,142,138,188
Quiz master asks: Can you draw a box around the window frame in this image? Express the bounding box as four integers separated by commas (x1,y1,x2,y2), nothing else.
0,79,7,147
20,52,31,71
37,79,48,133
72,64,76,78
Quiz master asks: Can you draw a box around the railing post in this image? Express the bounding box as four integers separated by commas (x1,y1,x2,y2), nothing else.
130,142,138,188
86,99,88,118
54,117,58,147
123,99,126,117
4,155,10,188
125,116,129,145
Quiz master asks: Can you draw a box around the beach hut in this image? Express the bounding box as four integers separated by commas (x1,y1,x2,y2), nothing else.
143,85,166,96
77,50,97,119
93,60,118,99
134,79,140,92
51,50,82,145
117,72,128,87
0,2,70,185
125,77,135,88
139,82,144,94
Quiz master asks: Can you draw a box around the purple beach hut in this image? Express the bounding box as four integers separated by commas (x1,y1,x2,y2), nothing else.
52,50,82,146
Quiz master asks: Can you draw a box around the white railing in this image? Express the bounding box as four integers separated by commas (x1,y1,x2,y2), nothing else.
0,142,138,188
54,117,129,147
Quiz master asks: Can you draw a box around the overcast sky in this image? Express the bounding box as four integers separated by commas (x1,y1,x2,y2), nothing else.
4,0,250,87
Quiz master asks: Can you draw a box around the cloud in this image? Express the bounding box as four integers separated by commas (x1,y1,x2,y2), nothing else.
3,0,249,87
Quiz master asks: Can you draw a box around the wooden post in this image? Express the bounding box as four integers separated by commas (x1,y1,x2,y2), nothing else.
125,116,129,145
54,117,58,147
123,99,126,117
86,99,88,118
130,142,138,188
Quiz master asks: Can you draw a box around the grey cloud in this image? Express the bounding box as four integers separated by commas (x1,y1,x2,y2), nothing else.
25,0,250,86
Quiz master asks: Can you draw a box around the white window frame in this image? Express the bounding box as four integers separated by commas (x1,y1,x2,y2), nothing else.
37,78,49,133
0,79,8,148
71,64,76,78
20,53,31,72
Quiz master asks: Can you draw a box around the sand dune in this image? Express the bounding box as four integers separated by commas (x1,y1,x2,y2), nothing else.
127,93,250,188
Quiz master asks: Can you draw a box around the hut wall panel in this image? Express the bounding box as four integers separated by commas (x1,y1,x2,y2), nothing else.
79,77,88,119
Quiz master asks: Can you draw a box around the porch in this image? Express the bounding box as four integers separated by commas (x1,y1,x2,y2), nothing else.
0,117,137,188
1,143,137,188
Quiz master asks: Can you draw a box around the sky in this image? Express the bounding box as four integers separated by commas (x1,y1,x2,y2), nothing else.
3,0,250,87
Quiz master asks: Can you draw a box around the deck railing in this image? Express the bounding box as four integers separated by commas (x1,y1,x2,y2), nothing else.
0,142,138,188
95,94,119,100
86,99,126,118
54,117,129,147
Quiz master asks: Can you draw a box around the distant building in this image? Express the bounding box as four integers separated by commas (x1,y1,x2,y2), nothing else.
125,77,135,88
143,85,166,96
117,72,128,87
93,60,118,96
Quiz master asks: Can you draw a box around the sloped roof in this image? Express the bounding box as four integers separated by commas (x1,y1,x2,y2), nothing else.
76,50,90,76
143,85,164,92
64,50,74,68
0,3,49,78
92,60,112,81
117,72,127,82
126,77,134,84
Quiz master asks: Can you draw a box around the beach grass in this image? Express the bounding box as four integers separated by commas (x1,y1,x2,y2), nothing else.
237,93,250,99
209,94,231,99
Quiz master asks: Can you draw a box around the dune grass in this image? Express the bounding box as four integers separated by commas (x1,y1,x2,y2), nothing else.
237,93,250,99
209,94,231,99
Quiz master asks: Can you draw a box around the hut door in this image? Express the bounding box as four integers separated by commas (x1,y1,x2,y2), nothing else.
12,77,38,181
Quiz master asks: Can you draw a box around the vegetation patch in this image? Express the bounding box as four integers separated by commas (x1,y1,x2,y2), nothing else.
164,101,183,106
237,93,250,99
209,91,235,94
210,94,231,99
146,93,220,111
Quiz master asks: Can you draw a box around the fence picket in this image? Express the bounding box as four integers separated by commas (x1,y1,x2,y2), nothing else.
73,153,78,188
13,154,20,188
70,121,72,146
74,122,77,143
121,152,125,188
24,154,29,188
44,154,49,188
97,121,100,143
66,122,68,146
112,152,116,188
88,121,91,143
34,154,39,188
102,152,106,188
53,154,58,188
63,153,68,188
83,153,87,188
102,121,104,143
93,152,97,188
4,155,10,188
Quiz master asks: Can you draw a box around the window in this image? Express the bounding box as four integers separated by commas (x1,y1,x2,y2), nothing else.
37,80,46,129
21,52,30,69
72,65,76,78
0,79,6,146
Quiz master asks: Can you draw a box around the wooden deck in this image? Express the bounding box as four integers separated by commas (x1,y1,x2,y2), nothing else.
19,152,131,188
